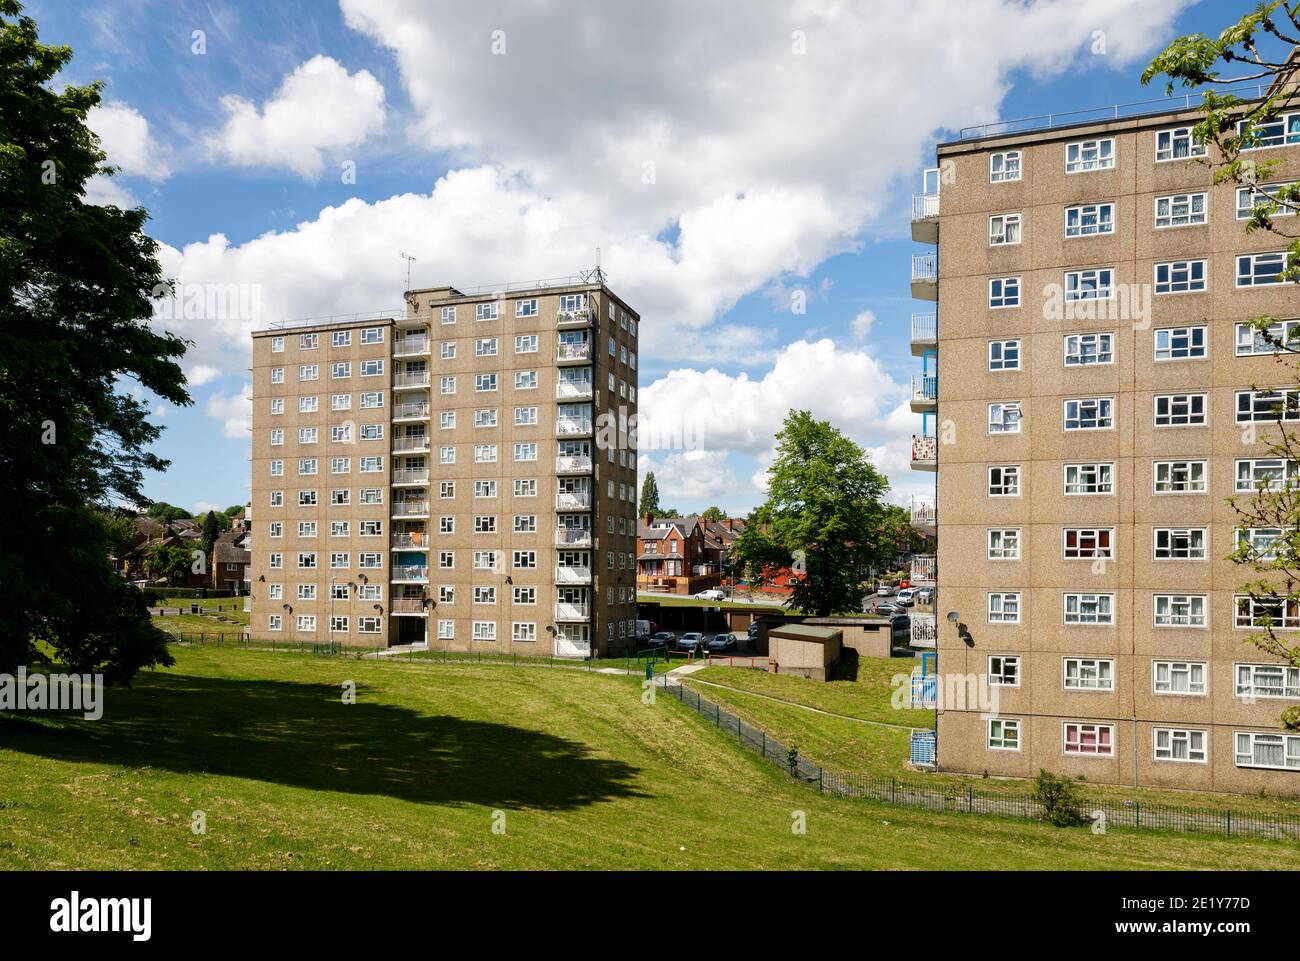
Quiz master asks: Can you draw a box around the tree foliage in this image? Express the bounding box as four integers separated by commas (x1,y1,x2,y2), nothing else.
0,0,185,678
638,471,661,517
701,506,727,522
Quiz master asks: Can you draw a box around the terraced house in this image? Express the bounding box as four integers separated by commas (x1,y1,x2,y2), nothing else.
909,77,1300,795
248,275,641,657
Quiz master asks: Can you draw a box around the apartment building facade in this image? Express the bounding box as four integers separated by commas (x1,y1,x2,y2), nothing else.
249,277,641,657
910,91,1300,795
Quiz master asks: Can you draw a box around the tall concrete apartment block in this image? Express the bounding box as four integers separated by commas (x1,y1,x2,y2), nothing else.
249,278,641,658
910,87,1300,795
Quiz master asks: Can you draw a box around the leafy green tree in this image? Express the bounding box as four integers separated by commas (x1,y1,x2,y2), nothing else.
222,504,245,519
701,506,727,522
1,0,185,680
146,501,191,524
200,510,221,551
1145,6,1300,730
145,542,194,585
639,471,661,517
734,411,892,616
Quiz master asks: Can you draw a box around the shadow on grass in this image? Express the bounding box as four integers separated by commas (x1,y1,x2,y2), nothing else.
0,670,645,810
831,649,860,682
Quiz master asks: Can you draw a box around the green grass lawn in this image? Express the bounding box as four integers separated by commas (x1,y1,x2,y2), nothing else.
151,597,249,636
684,661,1300,819
2,645,1299,869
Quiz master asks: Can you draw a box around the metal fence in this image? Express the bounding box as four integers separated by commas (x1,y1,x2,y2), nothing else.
662,679,1300,842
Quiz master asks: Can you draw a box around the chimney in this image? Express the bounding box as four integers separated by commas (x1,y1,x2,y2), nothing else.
643,512,654,528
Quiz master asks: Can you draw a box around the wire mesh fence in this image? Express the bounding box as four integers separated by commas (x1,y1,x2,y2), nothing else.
661,677,1300,843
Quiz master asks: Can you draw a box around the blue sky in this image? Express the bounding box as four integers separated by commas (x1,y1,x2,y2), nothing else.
26,0,1248,517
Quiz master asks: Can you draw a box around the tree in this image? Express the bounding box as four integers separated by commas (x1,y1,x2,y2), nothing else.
222,504,244,519
733,411,892,616
1,0,186,679
145,542,194,586
701,506,727,522
200,510,221,551
146,501,191,524
1145,7,1300,730
639,472,661,517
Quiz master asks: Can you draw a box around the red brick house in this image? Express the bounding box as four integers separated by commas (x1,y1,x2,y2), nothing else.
636,514,722,595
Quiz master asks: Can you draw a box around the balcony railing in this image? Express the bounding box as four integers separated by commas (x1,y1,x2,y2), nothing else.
911,555,936,585
557,418,593,436
556,342,592,361
555,565,592,584
910,496,936,527
555,601,591,621
912,193,940,221
391,598,428,614
393,337,430,357
556,491,592,510
912,434,937,464
392,468,429,484
912,252,938,282
911,313,937,343
556,455,593,474
392,435,429,452
910,612,937,647
556,379,593,400
391,532,428,549
911,374,938,404
556,527,593,547
557,307,594,327
393,402,430,419
392,501,429,516
393,372,431,388
391,565,429,582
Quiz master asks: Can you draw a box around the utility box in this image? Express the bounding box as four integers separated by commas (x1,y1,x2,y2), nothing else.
767,624,842,681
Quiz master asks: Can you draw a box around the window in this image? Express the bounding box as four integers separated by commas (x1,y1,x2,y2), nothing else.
988,655,1020,686
514,406,538,426
987,528,1020,560
439,481,455,499
514,370,537,390
1063,397,1113,430
987,719,1020,751
988,402,1021,434
440,375,457,395
989,150,1021,182
1236,595,1300,629
1063,333,1113,366
474,337,498,357
1238,111,1300,149
1064,202,1114,237
1235,663,1300,699
475,373,497,392
1155,126,1206,161
1063,598,1114,628
1063,722,1114,756
473,586,496,604
1064,528,1112,559
1236,182,1298,220
474,515,497,534
270,336,284,353
297,552,317,569
988,465,1020,496
474,408,497,429
1236,319,1300,356
360,359,383,377
1153,326,1206,361
512,550,537,569
1154,192,1207,228
515,334,538,353
359,391,383,409
1154,393,1207,427
1153,597,1206,629
515,298,538,317
270,367,285,384
298,364,319,381
299,333,319,350
1234,731,1300,770
440,306,456,325
299,396,318,413
296,615,316,633
331,361,351,379
1237,252,1288,287
438,551,454,569
1064,268,1114,301
988,276,1020,308
1153,660,1207,693
1063,656,1114,687
988,213,1021,246
298,458,318,476
270,429,284,447
514,442,538,462
513,514,536,533
475,302,499,321
514,586,536,605
473,621,497,641
1154,728,1207,763
473,444,497,464
512,622,537,643
1153,259,1206,295
1065,138,1114,173
271,398,284,415
988,340,1020,371
514,479,537,497
987,593,1020,623
438,620,454,640
1064,463,1113,495
1237,388,1300,423
440,341,456,360
360,425,383,440
1235,458,1300,492
1154,528,1206,560
474,479,497,498
1153,460,1206,493
360,327,383,344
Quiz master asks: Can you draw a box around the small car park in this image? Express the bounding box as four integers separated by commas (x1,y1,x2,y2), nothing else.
694,588,726,601
706,633,738,653
676,632,705,653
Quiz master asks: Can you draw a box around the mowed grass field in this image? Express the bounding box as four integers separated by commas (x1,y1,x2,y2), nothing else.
2,646,1299,869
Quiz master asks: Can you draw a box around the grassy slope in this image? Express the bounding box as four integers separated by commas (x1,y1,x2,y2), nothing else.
2,647,1298,869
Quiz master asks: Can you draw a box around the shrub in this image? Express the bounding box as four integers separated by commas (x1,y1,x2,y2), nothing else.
1032,769,1088,827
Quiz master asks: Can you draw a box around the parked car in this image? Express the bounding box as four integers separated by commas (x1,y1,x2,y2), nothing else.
914,587,934,605
895,589,917,608
877,582,897,596
635,618,657,641
707,634,738,653
869,601,899,616
694,588,726,601
647,631,674,649
676,632,705,653
890,613,911,637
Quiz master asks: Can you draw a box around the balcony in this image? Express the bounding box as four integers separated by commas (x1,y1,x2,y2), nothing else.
911,313,937,356
910,554,936,586
911,434,937,472
393,372,431,389
392,468,429,485
556,490,592,510
392,435,430,453
555,454,593,474
391,532,429,549
556,527,593,548
910,612,937,649
391,565,429,583
910,373,937,412
391,598,429,616
556,418,593,438
911,193,940,243
911,252,938,300
556,342,592,364
393,402,430,421
557,306,594,328
243,595,252,613
556,379,594,400
393,336,430,357
391,501,430,517
910,496,936,529
555,601,591,621
555,565,592,585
